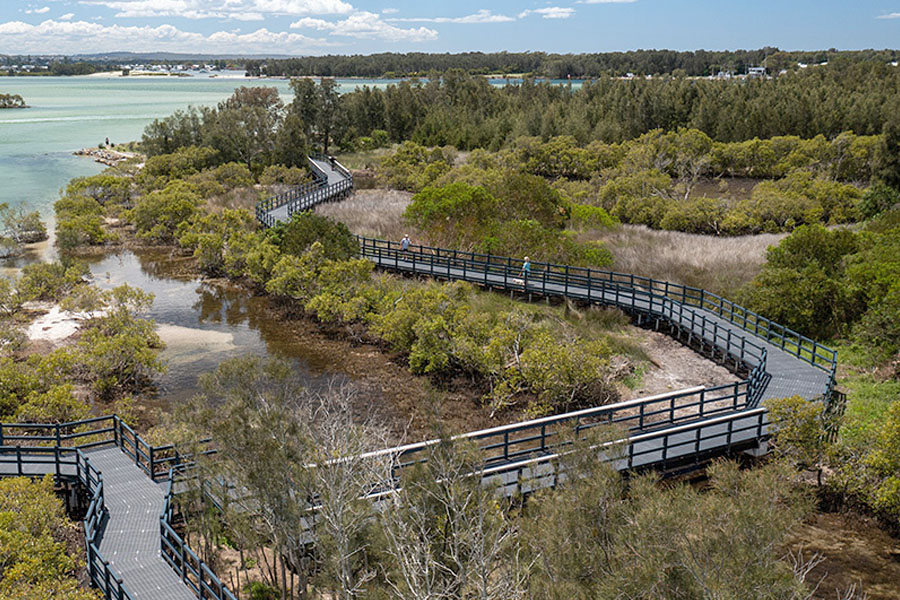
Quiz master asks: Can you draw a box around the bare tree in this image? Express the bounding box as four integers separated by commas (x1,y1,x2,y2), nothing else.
379,439,527,600
304,380,396,600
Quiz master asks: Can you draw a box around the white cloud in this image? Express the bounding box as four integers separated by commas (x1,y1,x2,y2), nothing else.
59,12,75,20
25,6,51,13
290,17,335,30
877,12,900,19
80,0,353,20
381,7,398,14
291,11,437,41
252,0,353,14
386,9,515,24
519,7,575,19
0,18,334,54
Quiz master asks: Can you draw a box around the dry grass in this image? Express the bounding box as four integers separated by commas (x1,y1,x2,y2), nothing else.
206,186,264,214
315,189,414,240
584,225,787,296
334,147,395,170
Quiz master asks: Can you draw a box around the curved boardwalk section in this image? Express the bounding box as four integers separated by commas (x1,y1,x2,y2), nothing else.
262,155,837,408
0,154,840,600
0,417,235,600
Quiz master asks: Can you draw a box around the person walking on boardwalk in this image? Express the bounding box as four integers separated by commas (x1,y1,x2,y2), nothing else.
521,256,531,278
401,234,411,251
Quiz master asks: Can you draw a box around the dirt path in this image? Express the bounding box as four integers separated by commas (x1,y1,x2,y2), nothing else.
624,328,738,399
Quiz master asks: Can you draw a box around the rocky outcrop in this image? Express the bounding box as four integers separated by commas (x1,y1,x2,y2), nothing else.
74,147,135,167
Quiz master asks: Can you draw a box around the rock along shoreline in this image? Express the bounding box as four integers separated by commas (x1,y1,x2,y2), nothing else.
74,147,136,167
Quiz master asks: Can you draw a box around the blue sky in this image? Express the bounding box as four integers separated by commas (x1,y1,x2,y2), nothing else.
1,1,899,56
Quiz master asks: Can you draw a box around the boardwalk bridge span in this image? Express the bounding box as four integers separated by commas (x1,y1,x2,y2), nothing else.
0,154,840,600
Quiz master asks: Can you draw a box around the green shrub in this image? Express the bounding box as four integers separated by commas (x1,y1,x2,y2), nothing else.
858,183,900,219
65,174,132,206
404,182,497,248
568,203,618,229
269,211,359,262
137,146,219,190
259,164,311,186
0,477,99,600
0,203,47,246
54,194,107,250
12,384,89,424
177,209,257,275
378,141,452,191
128,180,201,243
16,262,87,303
659,197,727,234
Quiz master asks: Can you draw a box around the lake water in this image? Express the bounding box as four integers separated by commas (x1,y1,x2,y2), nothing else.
0,74,581,222
0,73,577,406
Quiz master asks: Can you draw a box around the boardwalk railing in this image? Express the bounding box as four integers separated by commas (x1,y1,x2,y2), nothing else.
0,445,136,600
0,414,198,481
356,238,836,374
161,468,238,600
475,407,771,497
256,155,354,228
0,415,233,600
253,156,836,405
367,381,754,476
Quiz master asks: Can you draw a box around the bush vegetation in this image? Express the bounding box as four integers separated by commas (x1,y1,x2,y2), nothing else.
0,202,46,257
0,476,99,599
0,265,164,421
377,132,875,237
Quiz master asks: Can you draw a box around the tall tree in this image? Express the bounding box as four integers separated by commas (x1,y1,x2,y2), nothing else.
874,112,900,191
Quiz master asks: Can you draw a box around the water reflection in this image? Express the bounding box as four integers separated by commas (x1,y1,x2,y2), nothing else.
80,249,345,404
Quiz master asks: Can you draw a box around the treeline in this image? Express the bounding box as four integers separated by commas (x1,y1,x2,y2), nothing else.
245,48,900,78
335,63,900,148
2,61,105,76
145,65,900,162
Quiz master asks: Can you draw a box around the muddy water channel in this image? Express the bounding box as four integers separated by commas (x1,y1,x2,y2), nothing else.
78,248,462,439
83,249,347,404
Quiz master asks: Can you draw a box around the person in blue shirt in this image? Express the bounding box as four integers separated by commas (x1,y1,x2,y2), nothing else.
521,256,531,278
400,234,410,251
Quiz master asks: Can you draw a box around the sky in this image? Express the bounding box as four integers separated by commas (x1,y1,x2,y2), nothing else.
0,1,899,57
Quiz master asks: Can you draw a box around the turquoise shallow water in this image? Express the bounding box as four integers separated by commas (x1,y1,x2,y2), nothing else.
0,75,294,218
0,74,579,219
0,75,414,219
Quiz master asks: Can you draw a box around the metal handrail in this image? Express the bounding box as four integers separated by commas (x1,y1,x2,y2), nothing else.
0,445,136,600
160,467,238,600
357,382,753,471
356,237,836,372
0,417,223,600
